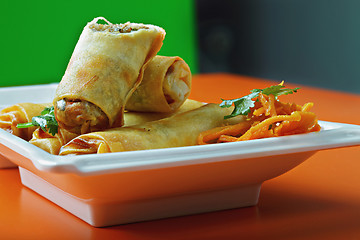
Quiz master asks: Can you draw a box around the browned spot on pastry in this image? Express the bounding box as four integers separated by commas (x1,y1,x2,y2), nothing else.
87,56,107,69
164,94,175,105
38,128,55,138
76,69,91,81
112,106,125,128
82,75,100,88
166,65,175,75
69,138,98,154
122,70,132,85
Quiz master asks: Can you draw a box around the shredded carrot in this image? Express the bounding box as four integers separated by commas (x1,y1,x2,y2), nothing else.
218,135,240,143
301,102,314,112
253,107,265,117
197,93,321,145
237,112,301,141
258,93,277,117
197,121,252,145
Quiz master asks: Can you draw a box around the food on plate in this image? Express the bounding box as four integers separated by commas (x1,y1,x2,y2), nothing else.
16,106,58,136
30,127,78,155
53,17,166,135
123,99,204,126
198,82,321,144
9,80,320,156
126,55,192,112
29,99,204,155
59,103,244,155
0,103,51,141
2,17,322,157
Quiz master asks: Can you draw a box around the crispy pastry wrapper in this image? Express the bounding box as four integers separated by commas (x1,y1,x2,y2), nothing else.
59,104,244,155
126,55,192,112
0,103,51,141
30,128,79,155
30,100,204,155
123,99,204,126
54,17,166,134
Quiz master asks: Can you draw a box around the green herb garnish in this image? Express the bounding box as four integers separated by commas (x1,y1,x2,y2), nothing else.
219,82,300,119
16,106,58,136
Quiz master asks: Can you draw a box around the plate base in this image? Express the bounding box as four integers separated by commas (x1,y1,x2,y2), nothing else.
19,167,261,227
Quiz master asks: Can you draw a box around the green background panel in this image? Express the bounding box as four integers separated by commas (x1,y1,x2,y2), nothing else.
1,0,198,87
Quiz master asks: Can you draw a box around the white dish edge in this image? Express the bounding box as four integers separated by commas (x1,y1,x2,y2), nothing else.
0,84,359,176
0,120,359,176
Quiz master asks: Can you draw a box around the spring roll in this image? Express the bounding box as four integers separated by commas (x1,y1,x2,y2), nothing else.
126,55,192,112
29,99,204,155
123,99,204,126
54,17,166,135
0,103,51,141
59,104,244,155
30,128,78,155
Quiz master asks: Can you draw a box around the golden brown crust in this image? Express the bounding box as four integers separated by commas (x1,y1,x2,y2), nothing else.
53,17,166,134
126,56,192,112
59,104,241,155
30,127,79,155
30,100,204,155
0,103,51,141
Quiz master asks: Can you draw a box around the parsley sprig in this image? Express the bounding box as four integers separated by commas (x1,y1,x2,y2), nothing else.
16,106,59,136
219,82,300,119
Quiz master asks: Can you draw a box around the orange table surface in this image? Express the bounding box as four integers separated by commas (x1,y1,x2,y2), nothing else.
1,73,359,240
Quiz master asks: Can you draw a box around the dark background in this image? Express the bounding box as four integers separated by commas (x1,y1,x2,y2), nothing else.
196,0,360,93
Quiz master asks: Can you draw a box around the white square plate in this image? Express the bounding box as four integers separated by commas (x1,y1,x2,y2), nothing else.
0,84,359,226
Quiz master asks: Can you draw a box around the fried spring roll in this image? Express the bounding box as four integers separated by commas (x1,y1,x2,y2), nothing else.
126,56,192,112
123,99,204,126
0,103,51,141
59,104,244,155
54,17,166,135
30,128,79,155
30,100,204,155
